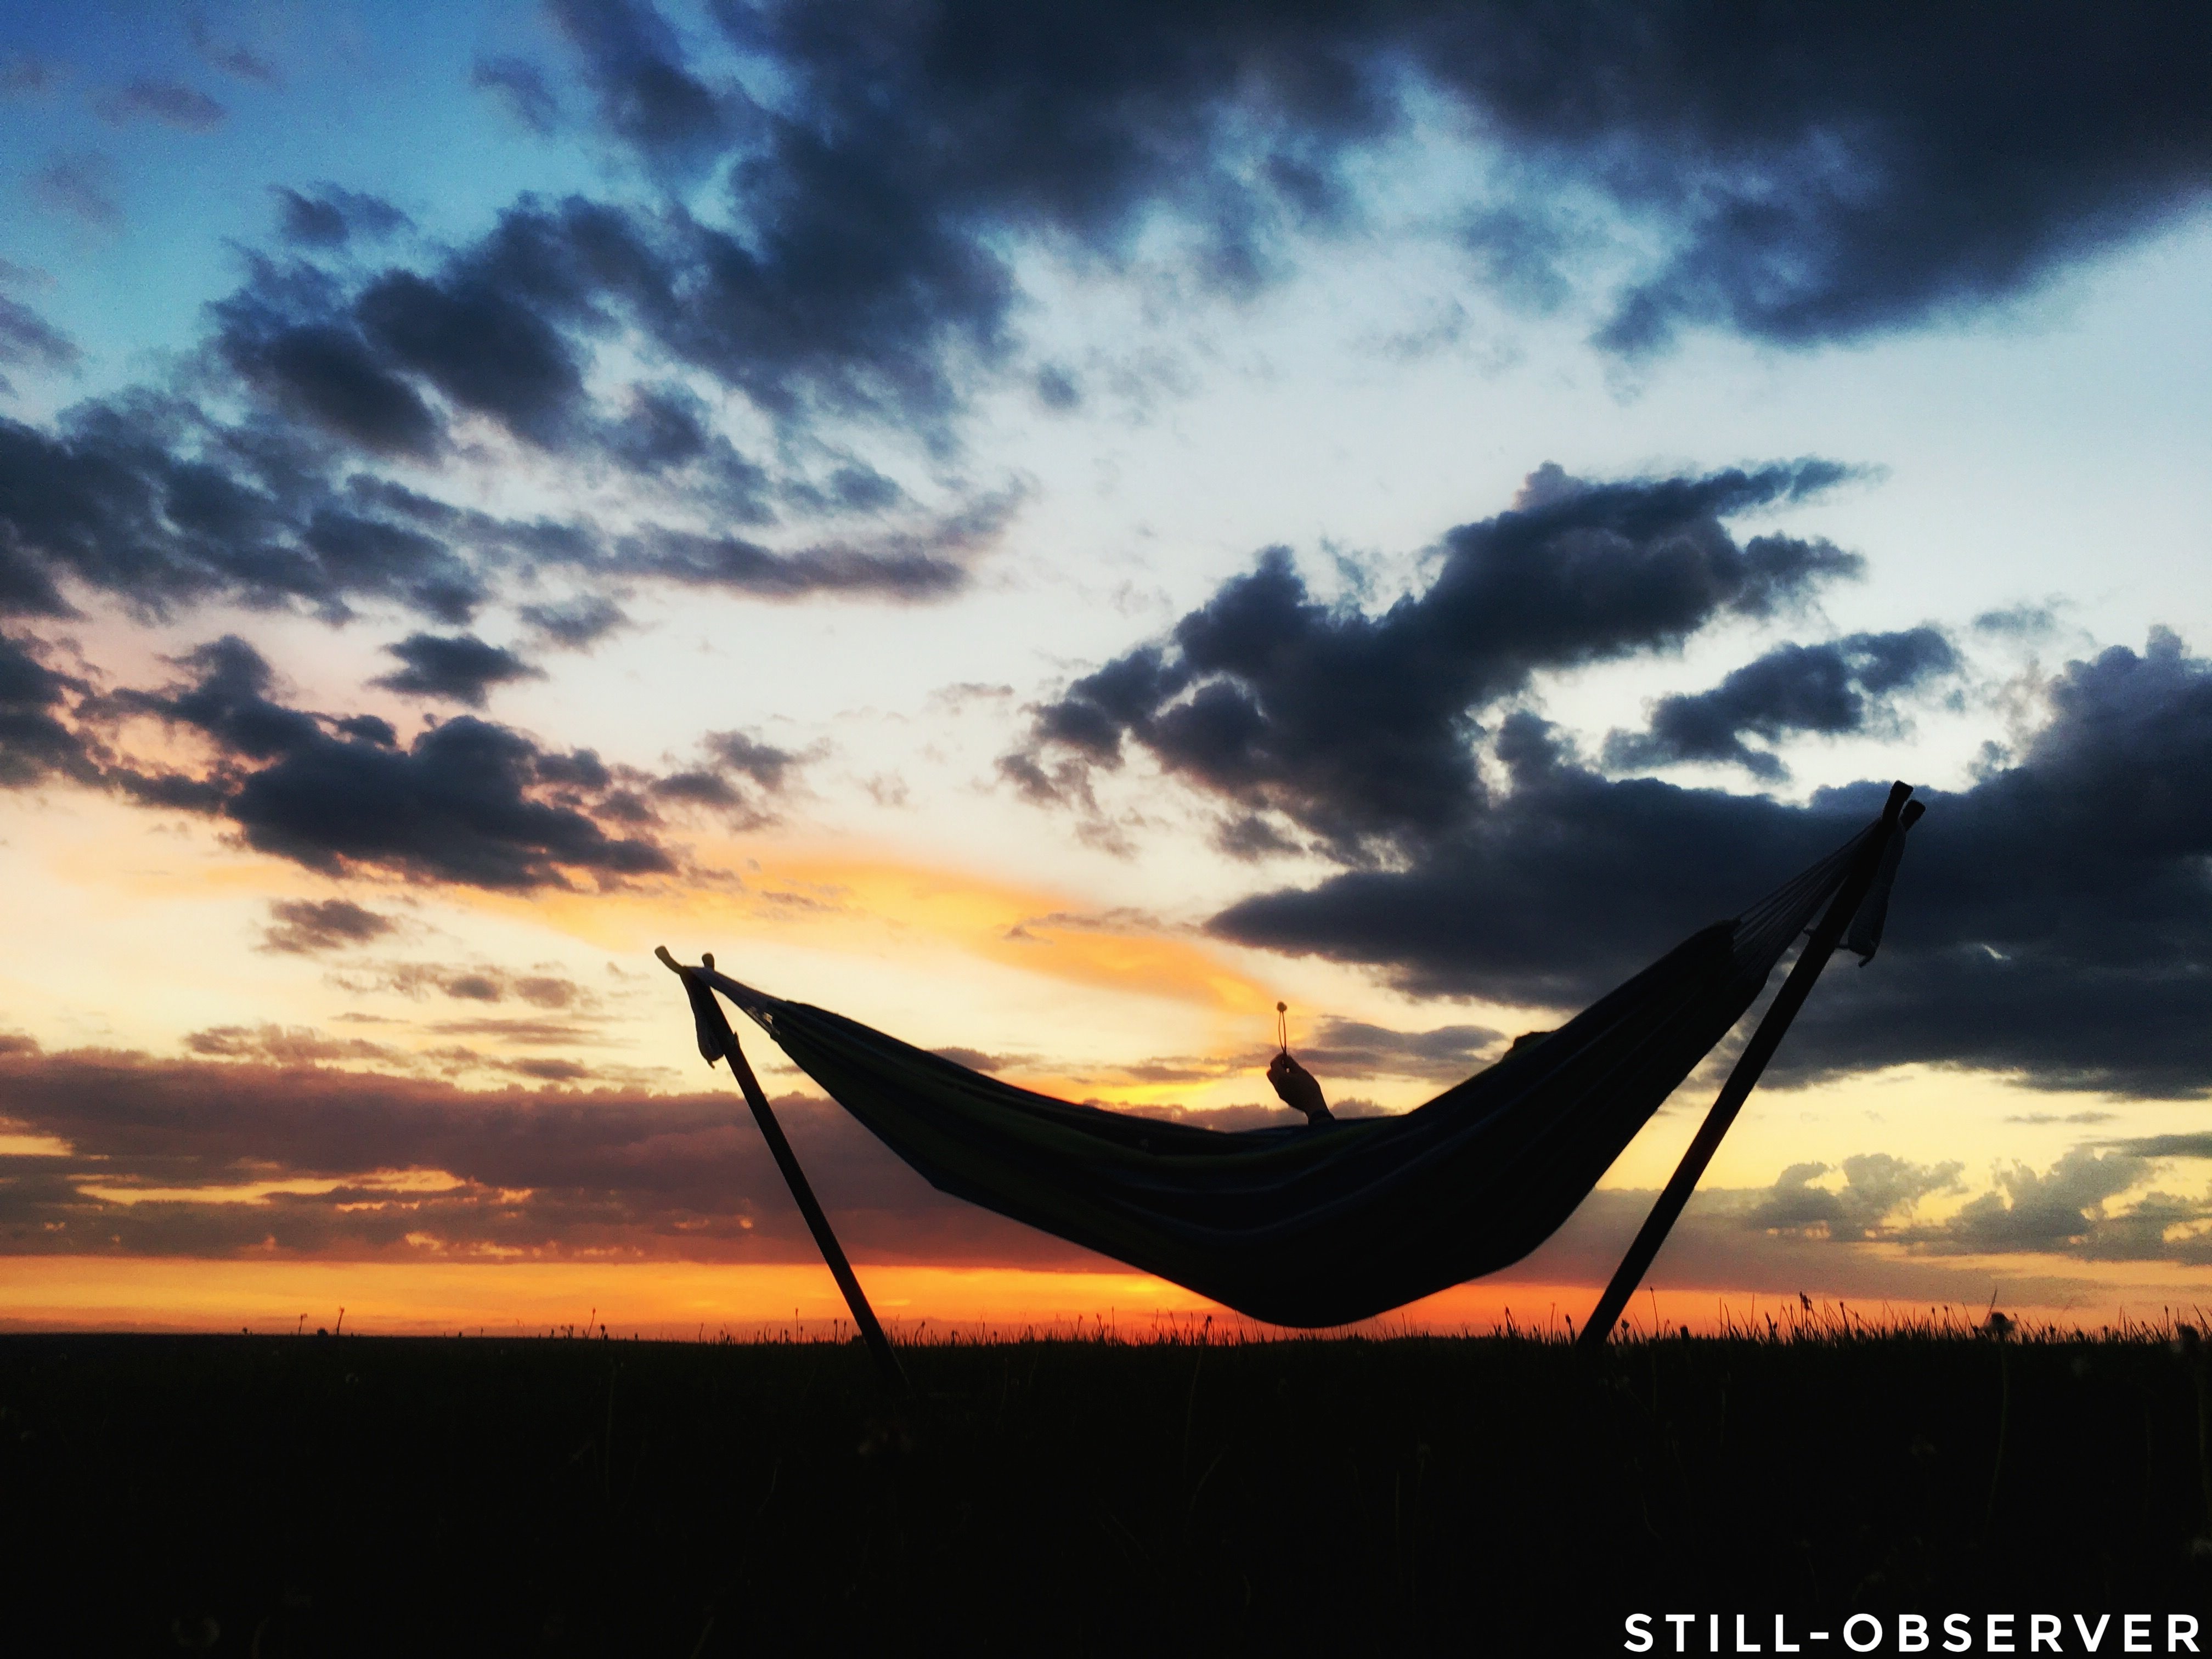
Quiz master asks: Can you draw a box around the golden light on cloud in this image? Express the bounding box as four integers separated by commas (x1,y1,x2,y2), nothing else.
478,844,1277,1029
76,1167,470,1208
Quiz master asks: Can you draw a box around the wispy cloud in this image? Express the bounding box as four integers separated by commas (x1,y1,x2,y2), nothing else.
97,78,226,132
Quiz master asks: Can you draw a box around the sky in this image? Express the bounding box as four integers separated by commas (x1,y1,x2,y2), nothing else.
2,1,2210,1336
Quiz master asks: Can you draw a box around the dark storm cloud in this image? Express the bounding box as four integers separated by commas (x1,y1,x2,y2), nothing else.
0,632,98,787
1009,461,1860,851
119,634,674,890
273,185,412,250
472,55,562,134
38,1,2172,640
697,2,2212,365
226,724,670,891
355,268,588,448
371,632,545,707
547,0,738,168
1604,628,1960,781
0,178,1013,619
0,388,585,624
443,179,1011,438
257,898,399,955
1770,629,2212,1098
1215,630,2212,1097
600,383,777,521
213,262,448,460
0,364,1000,627
13,0,2212,533
1527,7,2212,353
96,77,226,132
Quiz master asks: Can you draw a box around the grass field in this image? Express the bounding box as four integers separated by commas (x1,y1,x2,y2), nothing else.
4,1324,2209,1655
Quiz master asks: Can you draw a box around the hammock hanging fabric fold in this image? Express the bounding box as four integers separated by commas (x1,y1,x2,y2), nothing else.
679,810,1908,1329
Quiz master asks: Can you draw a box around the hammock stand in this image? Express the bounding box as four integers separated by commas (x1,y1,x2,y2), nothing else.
659,782,1920,1385
658,945,911,1399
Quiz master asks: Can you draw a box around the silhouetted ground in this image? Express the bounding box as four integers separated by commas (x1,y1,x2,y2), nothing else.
2,1328,2208,1655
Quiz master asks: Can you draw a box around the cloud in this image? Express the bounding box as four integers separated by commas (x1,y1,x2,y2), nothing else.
336,961,592,1011
1501,1146,2212,1308
0,296,81,380
548,0,737,170
616,484,1019,600
0,365,1003,630
696,3,2212,370
30,153,120,226
471,55,562,134
187,17,280,85
41,3,2179,648
1723,1139,2212,1271
1,55,59,96
1008,461,1860,853
185,1023,397,1064
273,185,411,249
1,1034,2205,1288
1745,1154,1966,1241
117,635,674,890
1293,1015,1505,1083
5,3,2208,564
259,898,399,955
371,632,545,707
213,269,448,459
599,382,777,520
0,393,455,618
1506,8,2212,353
0,403,482,623
0,631,98,787
1210,628,2212,1097
0,1042,1071,1266
648,729,804,829
353,267,589,449
519,594,628,650
1604,628,1960,780
96,78,227,132
1937,1147,2153,1255
703,729,797,791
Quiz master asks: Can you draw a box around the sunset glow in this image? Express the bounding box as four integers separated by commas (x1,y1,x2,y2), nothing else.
2,3,2209,1341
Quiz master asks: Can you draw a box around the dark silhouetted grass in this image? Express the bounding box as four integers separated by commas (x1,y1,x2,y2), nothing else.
3,1324,2208,1654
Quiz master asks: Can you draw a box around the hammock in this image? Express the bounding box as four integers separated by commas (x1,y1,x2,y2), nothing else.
670,796,1916,1330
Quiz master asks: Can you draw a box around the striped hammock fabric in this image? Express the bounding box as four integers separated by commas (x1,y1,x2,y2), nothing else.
681,817,1900,1328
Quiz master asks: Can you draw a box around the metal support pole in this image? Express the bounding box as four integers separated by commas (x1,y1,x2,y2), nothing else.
1577,784,1920,1350
658,947,911,1398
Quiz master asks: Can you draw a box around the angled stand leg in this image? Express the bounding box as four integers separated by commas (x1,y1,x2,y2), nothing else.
659,947,911,1400
1577,786,1920,1350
